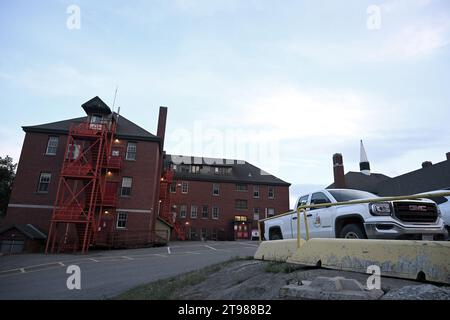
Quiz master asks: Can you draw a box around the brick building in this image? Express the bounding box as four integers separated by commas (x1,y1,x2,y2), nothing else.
1,96,291,252
163,155,291,241
2,97,168,252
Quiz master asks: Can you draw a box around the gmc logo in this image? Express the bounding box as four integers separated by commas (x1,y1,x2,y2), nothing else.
409,205,428,212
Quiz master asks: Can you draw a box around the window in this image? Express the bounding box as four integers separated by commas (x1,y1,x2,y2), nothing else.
112,149,120,157
180,205,187,218
211,229,218,241
213,183,220,196
212,207,219,219
37,173,51,193
116,212,128,229
267,208,275,217
180,165,190,173
235,199,248,210
202,205,209,218
90,114,103,130
45,136,59,155
212,167,230,175
191,165,201,173
181,181,189,194
310,192,331,210
189,227,197,240
201,228,208,239
190,205,198,218
268,186,275,199
66,144,80,160
235,215,247,222
90,114,102,124
169,182,176,193
120,177,133,196
125,142,137,160
297,195,309,210
253,185,260,198
236,184,248,192
253,208,260,221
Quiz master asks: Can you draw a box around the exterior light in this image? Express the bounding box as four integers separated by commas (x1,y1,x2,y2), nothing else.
107,171,112,176
185,221,190,226
105,210,109,214
114,139,120,143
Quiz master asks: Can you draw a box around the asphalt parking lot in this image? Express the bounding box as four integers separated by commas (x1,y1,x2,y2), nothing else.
0,241,258,300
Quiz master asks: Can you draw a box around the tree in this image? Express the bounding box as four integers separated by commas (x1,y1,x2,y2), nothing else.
0,155,17,217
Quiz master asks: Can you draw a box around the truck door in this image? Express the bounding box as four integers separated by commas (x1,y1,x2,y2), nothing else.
308,192,334,238
291,195,310,240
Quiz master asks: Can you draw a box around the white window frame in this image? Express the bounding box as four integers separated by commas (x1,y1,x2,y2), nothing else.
120,177,133,197
253,208,260,221
253,185,260,198
37,172,51,193
212,207,219,220
66,143,81,160
236,184,248,192
213,183,220,196
181,181,189,194
235,199,248,210
268,186,275,199
125,142,137,161
267,208,275,217
202,205,209,219
190,205,198,219
180,205,187,218
45,136,59,155
116,212,128,229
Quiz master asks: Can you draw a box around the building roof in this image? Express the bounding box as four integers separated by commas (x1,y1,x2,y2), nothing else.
22,113,160,142
0,224,47,240
165,154,291,186
377,159,450,196
81,96,112,115
327,171,391,194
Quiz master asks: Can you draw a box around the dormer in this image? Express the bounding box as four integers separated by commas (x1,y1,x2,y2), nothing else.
81,96,113,125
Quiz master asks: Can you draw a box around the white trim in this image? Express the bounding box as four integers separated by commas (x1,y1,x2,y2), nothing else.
8,204,54,209
116,208,151,213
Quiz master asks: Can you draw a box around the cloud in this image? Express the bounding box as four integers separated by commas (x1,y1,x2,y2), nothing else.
372,20,450,60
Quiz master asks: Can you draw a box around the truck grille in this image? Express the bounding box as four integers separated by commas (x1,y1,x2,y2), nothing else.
393,202,438,223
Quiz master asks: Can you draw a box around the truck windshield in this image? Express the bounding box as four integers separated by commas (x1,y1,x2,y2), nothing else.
328,190,377,202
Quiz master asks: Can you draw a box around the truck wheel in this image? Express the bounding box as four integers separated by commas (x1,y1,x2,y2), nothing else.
340,224,367,239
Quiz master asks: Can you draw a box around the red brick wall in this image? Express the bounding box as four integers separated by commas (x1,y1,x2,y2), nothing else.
168,180,290,240
3,132,162,240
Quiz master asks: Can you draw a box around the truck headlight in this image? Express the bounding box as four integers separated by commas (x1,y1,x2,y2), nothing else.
369,202,392,216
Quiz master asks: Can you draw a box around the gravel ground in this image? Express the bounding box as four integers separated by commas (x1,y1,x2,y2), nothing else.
175,260,450,300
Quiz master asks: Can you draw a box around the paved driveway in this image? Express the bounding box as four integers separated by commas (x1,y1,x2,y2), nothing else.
0,241,258,300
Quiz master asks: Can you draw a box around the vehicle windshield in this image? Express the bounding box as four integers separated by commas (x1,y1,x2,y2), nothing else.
328,189,377,202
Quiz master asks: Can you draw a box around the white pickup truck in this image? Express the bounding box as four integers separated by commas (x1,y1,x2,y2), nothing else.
264,189,448,241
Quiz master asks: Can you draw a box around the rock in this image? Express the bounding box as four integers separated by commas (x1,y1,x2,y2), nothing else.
382,284,450,300
280,276,384,300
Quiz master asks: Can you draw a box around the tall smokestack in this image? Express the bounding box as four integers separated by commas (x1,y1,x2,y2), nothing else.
360,140,371,176
333,153,346,188
157,106,168,150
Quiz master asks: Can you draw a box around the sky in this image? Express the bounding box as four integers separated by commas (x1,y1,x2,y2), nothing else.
1,0,449,207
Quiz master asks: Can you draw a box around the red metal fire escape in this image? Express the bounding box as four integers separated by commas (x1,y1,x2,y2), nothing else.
159,169,186,240
45,118,120,254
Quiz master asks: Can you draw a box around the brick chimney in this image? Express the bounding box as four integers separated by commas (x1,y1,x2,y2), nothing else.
333,153,346,188
157,106,168,150
422,161,432,168
446,152,450,161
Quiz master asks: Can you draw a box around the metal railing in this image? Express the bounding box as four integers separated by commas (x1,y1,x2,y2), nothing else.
258,191,450,248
